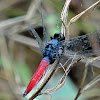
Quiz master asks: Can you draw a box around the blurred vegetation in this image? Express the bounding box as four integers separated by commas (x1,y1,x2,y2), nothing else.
6,8,26,18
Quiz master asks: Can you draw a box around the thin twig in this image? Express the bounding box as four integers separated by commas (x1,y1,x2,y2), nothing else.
81,75,100,93
74,56,100,100
74,61,89,100
67,0,100,37
84,1,100,21
61,0,71,37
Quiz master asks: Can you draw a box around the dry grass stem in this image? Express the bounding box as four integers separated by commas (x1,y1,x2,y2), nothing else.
25,0,42,21
61,0,71,37
67,0,100,38
81,75,100,93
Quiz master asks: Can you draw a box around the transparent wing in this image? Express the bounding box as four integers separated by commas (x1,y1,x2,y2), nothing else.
65,31,100,56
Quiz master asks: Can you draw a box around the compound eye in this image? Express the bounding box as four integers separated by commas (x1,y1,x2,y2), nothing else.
60,34,65,40
54,33,65,41
54,33,60,39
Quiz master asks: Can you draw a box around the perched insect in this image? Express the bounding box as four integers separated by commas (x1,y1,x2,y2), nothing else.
23,31,66,96
23,29,100,97
23,0,100,98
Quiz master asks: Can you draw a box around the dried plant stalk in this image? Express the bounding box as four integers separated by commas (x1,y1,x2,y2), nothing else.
67,0,100,38
61,0,71,37
81,75,100,93
75,57,100,100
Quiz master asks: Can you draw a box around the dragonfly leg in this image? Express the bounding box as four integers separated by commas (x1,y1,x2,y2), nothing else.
40,13,48,45
30,27,45,54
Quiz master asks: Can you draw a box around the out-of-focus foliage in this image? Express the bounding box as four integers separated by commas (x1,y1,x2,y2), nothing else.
6,8,26,18
16,62,32,85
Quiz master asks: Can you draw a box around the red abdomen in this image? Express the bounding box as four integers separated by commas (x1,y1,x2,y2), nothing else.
23,57,50,96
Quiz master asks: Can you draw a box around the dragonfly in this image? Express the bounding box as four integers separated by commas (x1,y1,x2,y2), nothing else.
23,0,100,98
23,28,100,97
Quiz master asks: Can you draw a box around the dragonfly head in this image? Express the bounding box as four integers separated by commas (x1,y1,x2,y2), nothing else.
53,33,65,41
43,33,65,64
